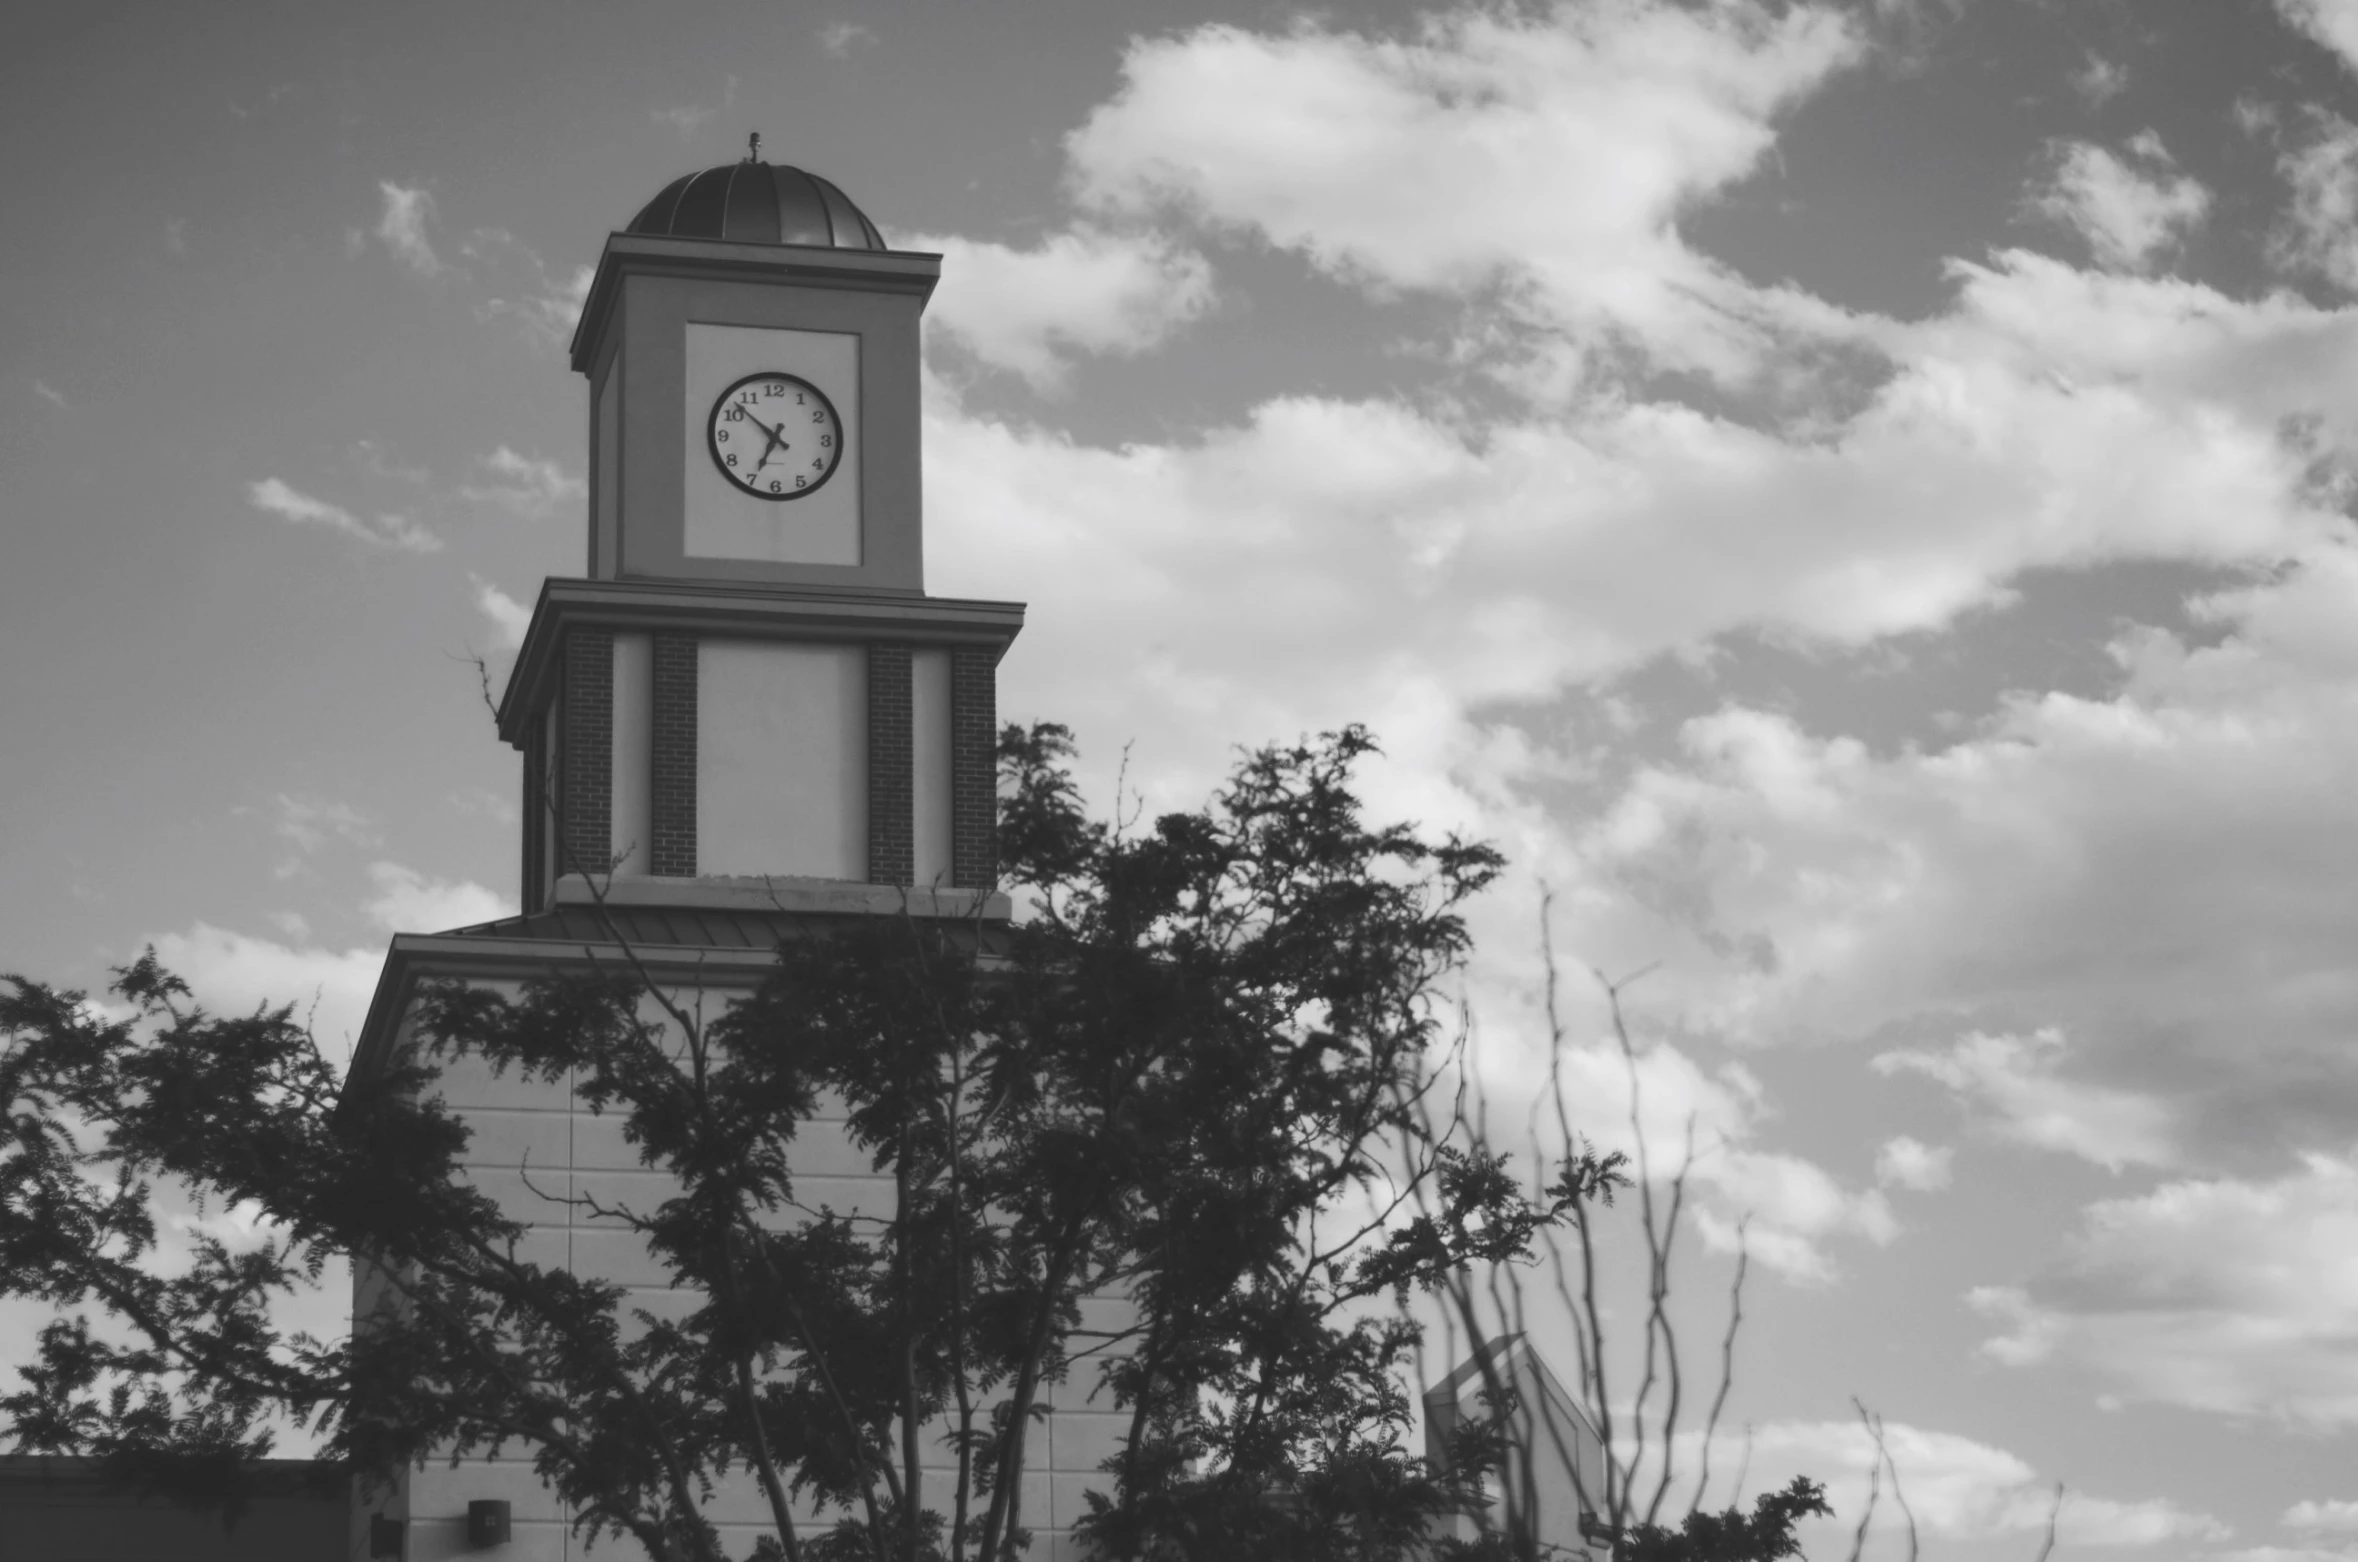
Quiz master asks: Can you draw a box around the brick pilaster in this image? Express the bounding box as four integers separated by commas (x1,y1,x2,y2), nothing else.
867,643,915,886
560,629,614,878
949,646,997,890
651,634,699,877
521,725,546,912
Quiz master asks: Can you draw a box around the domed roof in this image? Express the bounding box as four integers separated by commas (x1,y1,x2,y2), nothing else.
627,146,885,250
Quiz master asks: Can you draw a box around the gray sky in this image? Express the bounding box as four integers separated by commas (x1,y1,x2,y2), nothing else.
9,2,2358,1556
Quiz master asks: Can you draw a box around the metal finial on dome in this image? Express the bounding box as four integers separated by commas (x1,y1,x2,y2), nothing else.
746,132,761,163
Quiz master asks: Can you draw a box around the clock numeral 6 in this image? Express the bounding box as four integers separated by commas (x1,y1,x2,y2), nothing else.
769,480,782,493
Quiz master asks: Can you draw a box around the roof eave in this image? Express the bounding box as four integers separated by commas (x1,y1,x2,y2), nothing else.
569,231,944,376
494,577,1026,747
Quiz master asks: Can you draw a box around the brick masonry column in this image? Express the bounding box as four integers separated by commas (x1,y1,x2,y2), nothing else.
950,647,997,890
650,634,699,877
521,726,546,912
867,643,914,885
559,629,614,877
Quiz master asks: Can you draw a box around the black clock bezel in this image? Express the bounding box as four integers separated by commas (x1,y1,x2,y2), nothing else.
707,372,844,502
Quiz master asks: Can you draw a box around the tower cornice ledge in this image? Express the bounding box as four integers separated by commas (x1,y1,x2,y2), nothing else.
552,872,1009,921
496,576,1025,745
571,232,943,374
344,879,1011,1098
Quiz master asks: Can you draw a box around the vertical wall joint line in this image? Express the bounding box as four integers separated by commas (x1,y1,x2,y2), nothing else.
949,646,997,890
867,643,915,885
560,628,615,879
650,634,699,877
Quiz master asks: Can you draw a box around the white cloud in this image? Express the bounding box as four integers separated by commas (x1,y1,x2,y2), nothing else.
1970,1149,2358,1427
483,262,594,351
2287,1500,2358,1533
2275,0,2358,75
900,24,2358,1342
1692,1148,1896,1283
33,379,67,409
147,924,386,1065
1681,1416,2226,1552
142,865,510,1061
913,227,1214,391
446,785,520,827
2073,55,2128,105
1875,1135,1953,1191
350,437,430,485
817,22,875,58
458,446,585,519
375,180,444,277
1459,1007,1890,1284
933,246,2344,807
921,252,2358,1213
470,574,532,651
135,863,509,1071
2033,137,2210,272
247,477,440,553
1064,3,1862,384
1545,547,2358,1161
2274,113,2358,291
1875,1029,2175,1172
361,861,512,934
269,793,376,856
264,793,379,877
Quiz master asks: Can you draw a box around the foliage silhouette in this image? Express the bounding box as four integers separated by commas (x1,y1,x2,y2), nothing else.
3,722,1706,1560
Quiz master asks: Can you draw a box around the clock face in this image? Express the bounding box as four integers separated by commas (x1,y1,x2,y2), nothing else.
707,372,844,500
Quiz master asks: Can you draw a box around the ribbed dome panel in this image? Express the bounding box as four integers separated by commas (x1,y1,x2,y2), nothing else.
627,159,886,250
721,164,778,243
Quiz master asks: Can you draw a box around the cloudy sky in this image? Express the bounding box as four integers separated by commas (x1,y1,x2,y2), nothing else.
11,0,2358,1556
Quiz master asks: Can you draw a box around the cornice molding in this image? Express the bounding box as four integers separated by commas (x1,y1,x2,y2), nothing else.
496,576,1024,744
571,231,943,374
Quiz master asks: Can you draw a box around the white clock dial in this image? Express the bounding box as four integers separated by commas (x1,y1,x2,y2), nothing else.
707,372,844,500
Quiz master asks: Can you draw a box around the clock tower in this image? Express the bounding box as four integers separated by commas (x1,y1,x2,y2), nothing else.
346,152,1083,1562
494,149,1022,908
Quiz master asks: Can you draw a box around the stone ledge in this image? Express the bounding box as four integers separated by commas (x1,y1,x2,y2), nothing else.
554,873,1009,921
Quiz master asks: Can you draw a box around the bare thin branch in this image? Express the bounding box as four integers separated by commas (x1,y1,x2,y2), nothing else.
1691,1214,1748,1517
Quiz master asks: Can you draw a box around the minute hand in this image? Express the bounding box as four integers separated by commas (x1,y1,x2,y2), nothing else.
753,414,790,460
741,410,789,469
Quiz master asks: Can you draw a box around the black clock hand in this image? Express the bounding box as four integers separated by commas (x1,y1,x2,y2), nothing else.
747,412,790,468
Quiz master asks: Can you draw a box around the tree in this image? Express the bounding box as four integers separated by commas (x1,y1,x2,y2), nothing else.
3,721,1639,1561
1378,914,1836,1562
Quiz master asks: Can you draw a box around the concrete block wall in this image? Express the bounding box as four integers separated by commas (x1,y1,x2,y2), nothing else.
369,980,1132,1561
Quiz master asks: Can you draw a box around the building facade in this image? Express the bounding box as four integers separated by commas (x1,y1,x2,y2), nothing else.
332,154,1607,1562
341,154,1086,1561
